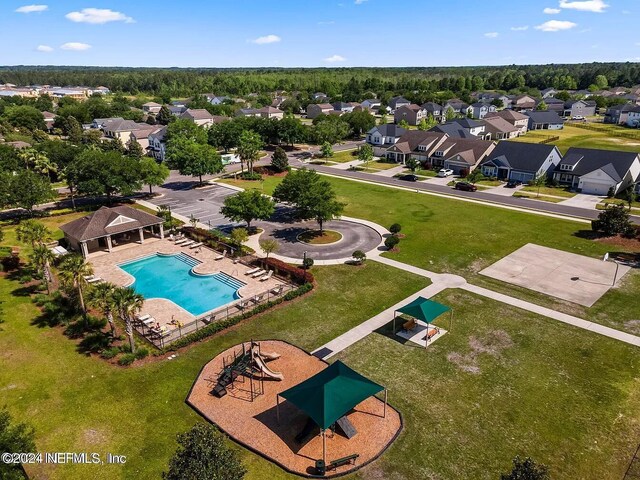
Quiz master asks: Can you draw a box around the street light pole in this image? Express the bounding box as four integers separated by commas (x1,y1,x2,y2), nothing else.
303,251,307,269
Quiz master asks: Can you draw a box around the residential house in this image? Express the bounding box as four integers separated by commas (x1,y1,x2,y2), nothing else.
541,97,566,113
442,99,471,116
388,96,411,112
429,122,479,139
271,96,287,108
563,100,596,118
622,94,640,105
509,94,537,111
361,99,381,110
480,116,520,140
479,141,561,183
604,103,638,125
236,108,261,118
169,105,187,116
102,119,151,145
205,94,230,105
332,102,356,113
524,111,564,130
485,109,529,136
366,124,407,156
92,117,123,129
435,138,495,174
421,102,444,122
129,125,160,151
474,92,511,109
257,106,284,119
470,102,497,119
394,104,427,126
48,88,86,100
625,106,640,127
142,102,162,114
42,111,56,131
147,126,168,162
553,148,640,195
180,108,215,127
88,86,110,95
312,92,328,101
609,87,628,96
541,88,558,99
384,131,448,164
306,103,335,119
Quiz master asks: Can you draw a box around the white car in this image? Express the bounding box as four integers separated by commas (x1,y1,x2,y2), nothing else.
437,168,454,177
571,115,585,121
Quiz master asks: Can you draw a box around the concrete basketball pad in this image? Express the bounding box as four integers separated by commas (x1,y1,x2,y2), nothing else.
480,243,631,307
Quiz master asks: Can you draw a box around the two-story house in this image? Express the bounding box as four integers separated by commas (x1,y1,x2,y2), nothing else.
470,102,497,119
524,111,564,130
142,102,162,114
366,124,407,156
388,96,411,112
485,110,529,136
394,104,427,126
306,103,335,119
421,102,444,122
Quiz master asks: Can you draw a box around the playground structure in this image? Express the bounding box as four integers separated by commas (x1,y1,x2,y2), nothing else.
212,341,284,401
188,340,402,478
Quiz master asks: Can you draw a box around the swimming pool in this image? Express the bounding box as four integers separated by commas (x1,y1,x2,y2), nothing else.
118,253,245,316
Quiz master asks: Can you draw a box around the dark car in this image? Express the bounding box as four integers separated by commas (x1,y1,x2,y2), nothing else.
454,182,477,192
398,174,418,182
505,180,521,188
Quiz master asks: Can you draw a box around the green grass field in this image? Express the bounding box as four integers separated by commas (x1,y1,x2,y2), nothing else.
512,125,640,153
520,185,575,198
328,149,359,163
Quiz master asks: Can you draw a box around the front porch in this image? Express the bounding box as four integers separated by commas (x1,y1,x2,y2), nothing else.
80,225,164,257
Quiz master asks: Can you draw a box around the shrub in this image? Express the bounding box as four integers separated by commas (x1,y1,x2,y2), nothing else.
459,168,469,178
100,347,120,359
389,223,402,235
302,257,314,270
117,353,136,366
262,257,314,284
385,235,400,250
239,171,262,181
591,204,635,237
352,250,366,264
271,147,289,172
501,456,549,480
134,347,149,360
1,255,20,271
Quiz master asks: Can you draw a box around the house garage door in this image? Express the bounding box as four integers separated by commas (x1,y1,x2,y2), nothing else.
510,171,534,183
580,182,611,195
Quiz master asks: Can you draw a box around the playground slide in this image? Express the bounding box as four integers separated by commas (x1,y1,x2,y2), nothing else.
253,354,284,381
260,351,281,361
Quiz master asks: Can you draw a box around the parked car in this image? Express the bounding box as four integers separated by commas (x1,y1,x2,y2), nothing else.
437,168,454,177
454,182,477,192
571,115,585,121
505,180,521,188
398,174,418,182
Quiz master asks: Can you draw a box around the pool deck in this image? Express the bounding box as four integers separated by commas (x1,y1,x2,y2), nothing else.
87,238,282,329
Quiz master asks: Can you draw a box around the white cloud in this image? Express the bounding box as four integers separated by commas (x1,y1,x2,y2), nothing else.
36,45,53,52
60,42,92,51
65,8,134,24
535,20,577,31
484,32,499,38
354,0,368,4
543,7,561,13
324,54,346,63
559,0,609,13
15,4,48,13
510,26,529,31
251,34,281,45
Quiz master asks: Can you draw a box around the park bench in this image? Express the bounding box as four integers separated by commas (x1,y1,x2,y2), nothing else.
402,319,417,332
328,453,359,470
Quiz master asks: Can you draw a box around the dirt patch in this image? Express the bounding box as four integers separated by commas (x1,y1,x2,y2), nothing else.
83,429,107,445
447,330,513,374
595,235,640,251
624,320,640,335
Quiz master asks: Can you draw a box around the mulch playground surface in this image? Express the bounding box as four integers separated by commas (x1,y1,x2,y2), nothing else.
187,340,401,477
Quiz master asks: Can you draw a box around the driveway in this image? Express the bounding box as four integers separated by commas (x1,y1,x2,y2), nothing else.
558,193,604,210
481,183,523,197
423,175,454,186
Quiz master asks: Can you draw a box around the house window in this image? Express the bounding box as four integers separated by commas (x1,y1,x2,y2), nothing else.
434,151,444,157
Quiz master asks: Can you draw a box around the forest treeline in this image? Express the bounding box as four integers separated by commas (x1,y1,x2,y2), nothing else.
1,63,640,99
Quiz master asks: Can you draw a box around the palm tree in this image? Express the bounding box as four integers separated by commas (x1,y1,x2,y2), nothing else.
16,220,51,249
111,287,144,353
30,244,56,295
88,282,118,337
58,254,93,327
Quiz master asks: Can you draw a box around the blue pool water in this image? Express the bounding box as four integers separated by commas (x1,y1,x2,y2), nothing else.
118,253,245,316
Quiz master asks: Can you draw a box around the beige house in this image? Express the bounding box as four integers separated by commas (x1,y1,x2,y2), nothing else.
60,205,164,257
485,110,529,136
102,119,152,145
306,103,335,119
142,102,162,114
258,106,285,119
180,108,215,127
481,116,520,140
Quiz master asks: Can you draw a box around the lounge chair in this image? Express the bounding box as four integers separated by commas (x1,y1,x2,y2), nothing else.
245,267,261,275
259,271,273,282
181,240,195,247
215,251,226,261
189,242,203,249
251,269,266,278
237,300,249,310
142,317,156,328
136,314,151,322
270,284,284,295
252,294,264,304
202,314,216,325
87,277,103,284
83,275,95,281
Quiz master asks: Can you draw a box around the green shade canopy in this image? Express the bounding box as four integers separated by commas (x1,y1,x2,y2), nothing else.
396,296,451,324
279,361,384,430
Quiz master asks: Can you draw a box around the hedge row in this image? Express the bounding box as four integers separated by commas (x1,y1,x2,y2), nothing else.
162,283,313,352
261,257,314,285
181,226,253,256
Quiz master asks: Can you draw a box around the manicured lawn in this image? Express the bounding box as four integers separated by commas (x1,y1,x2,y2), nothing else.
512,125,640,153
329,149,359,163
475,179,504,187
414,168,437,177
336,290,640,480
367,160,399,171
217,175,283,194
297,229,343,245
520,185,575,198
513,192,565,203
0,219,429,480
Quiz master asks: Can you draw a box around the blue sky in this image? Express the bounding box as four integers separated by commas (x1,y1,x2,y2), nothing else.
0,0,638,67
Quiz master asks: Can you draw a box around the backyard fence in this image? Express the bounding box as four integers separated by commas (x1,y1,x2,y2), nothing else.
566,121,640,139
537,135,560,144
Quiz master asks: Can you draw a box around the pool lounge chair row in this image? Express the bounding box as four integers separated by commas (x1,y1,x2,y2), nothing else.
84,275,103,284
